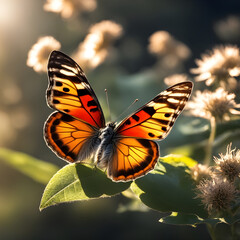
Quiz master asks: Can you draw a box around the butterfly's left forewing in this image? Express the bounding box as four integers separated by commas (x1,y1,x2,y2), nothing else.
47,51,105,128
116,82,193,140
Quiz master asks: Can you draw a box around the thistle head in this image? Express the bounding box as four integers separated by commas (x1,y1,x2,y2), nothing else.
190,164,212,183
187,88,240,122
191,45,240,89
214,143,240,182
196,177,236,214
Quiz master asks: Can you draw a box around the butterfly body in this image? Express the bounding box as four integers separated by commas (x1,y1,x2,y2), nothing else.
95,122,116,168
45,51,193,182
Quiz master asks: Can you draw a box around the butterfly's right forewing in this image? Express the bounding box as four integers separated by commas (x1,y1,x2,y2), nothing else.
116,82,193,140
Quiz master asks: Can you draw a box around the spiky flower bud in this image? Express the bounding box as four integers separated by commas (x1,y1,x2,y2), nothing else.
196,177,236,214
190,164,212,183
214,143,240,182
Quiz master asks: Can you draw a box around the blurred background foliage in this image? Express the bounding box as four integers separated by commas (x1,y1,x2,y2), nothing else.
1,0,240,239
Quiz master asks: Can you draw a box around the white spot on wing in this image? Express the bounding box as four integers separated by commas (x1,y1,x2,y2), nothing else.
62,64,78,74
167,98,180,104
59,69,76,76
170,92,187,97
148,101,155,107
161,90,169,96
82,82,90,88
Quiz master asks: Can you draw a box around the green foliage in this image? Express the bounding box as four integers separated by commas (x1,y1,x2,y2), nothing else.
3,144,240,235
160,211,240,228
159,212,224,226
3,145,238,232
0,148,59,184
40,155,209,222
131,155,207,217
4,147,238,230
40,163,130,210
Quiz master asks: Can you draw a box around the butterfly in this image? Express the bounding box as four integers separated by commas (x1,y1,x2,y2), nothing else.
44,51,193,182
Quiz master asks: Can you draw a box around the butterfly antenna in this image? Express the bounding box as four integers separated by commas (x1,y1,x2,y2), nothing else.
115,98,138,122
105,89,112,122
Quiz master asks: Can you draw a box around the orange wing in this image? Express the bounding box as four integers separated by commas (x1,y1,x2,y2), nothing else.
47,51,105,128
108,138,159,182
44,112,100,162
116,82,193,140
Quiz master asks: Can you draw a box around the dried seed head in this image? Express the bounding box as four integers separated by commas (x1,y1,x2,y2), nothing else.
44,0,97,19
190,164,212,183
148,31,191,60
89,20,123,43
191,45,240,88
164,74,189,86
187,88,240,122
214,143,240,182
27,36,61,73
196,177,236,214
72,20,123,69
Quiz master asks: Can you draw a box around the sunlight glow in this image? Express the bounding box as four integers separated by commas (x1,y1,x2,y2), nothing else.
0,1,17,28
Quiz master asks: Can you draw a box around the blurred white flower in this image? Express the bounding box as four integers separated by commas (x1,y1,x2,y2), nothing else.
191,45,240,88
187,88,240,122
148,31,191,69
214,15,240,42
44,0,97,19
27,36,61,73
164,73,189,86
73,20,123,70
89,20,123,42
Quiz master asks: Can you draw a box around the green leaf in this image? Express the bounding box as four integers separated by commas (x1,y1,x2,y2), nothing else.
40,163,131,210
0,148,59,184
160,212,224,226
222,213,240,225
131,155,208,218
160,154,197,168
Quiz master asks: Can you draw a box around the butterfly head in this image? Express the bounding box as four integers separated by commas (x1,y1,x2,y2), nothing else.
106,122,116,129
100,122,117,138
98,122,117,145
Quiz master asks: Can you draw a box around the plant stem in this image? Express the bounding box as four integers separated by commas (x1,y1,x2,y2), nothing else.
231,223,238,240
207,223,216,240
204,117,216,166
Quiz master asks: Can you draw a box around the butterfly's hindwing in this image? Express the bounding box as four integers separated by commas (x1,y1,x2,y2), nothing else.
44,112,100,163
116,82,193,140
47,51,105,128
108,137,159,182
